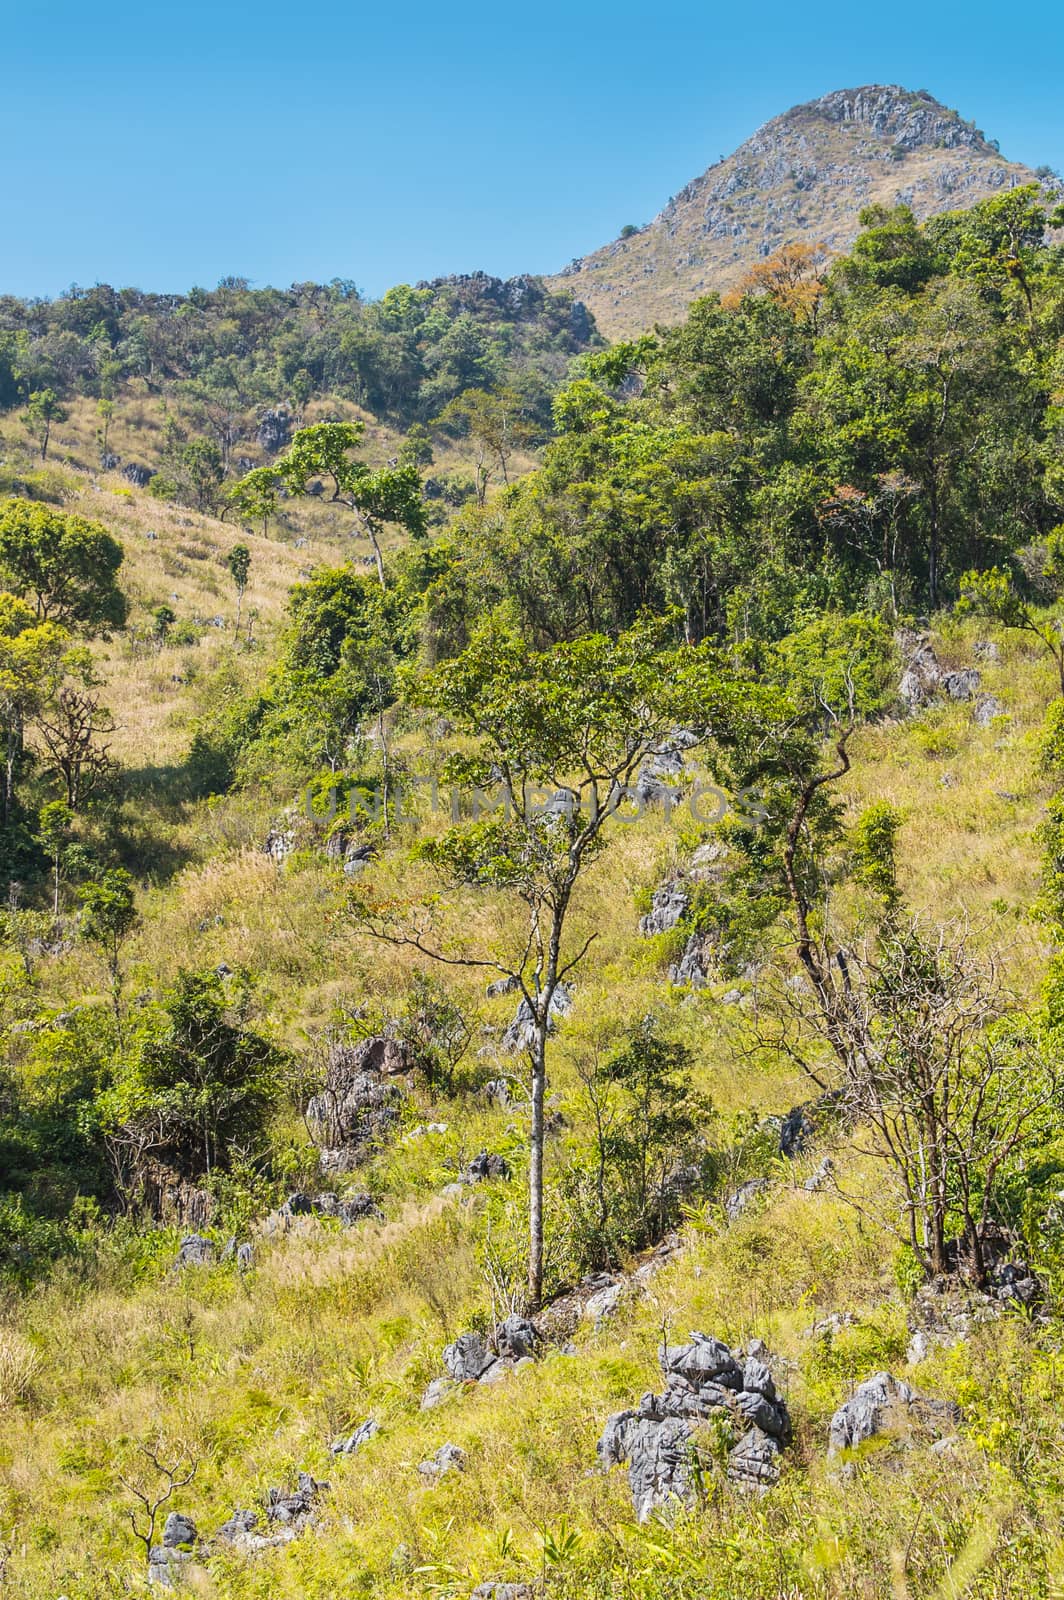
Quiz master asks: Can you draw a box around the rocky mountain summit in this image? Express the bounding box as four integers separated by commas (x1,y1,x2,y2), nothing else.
551,85,1055,335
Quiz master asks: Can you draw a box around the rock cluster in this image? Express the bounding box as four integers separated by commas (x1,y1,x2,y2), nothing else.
419,1442,466,1480
501,983,572,1053
172,1233,255,1270
634,732,699,806
257,407,292,454
827,1371,960,1457
460,1150,511,1183
306,1035,412,1168
149,1470,329,1583
426,1315,539,1403
216,1471,328,1554
280,1190,383,1226
639,880,689,937
598,1333,792,1519
147,1512,198,1588
897,633,1005,724
906,1256,1044,1361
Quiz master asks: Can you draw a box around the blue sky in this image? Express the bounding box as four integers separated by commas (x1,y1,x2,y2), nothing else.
3,0,1062,301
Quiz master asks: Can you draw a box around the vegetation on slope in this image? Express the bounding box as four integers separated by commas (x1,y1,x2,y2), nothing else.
2,189,1064,1597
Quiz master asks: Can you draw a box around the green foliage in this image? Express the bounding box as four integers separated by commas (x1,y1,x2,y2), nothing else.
100,968,284,1180
21,388,68,460
0,498,126,632
563,1017,714,1270
849,800,903,908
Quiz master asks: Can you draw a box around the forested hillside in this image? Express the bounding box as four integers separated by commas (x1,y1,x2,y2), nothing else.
2,183,1064,1599
0,272,597,530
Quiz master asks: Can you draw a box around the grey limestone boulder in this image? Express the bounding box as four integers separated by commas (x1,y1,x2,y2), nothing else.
599,1332,792,1519
827,1371,960,1457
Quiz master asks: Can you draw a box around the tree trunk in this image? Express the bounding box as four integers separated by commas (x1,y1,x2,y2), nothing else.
368,527,386,588
528,1019,546,1309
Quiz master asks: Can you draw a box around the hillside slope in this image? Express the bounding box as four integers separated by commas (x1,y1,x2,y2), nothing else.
550,85,1055,336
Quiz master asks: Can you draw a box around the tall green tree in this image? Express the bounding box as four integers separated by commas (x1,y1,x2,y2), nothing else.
252,421,427,587
357,617,733,1307
21,389,67,461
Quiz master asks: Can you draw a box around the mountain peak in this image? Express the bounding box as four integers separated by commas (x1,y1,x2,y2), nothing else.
552,85,1042,337
769,84,999,155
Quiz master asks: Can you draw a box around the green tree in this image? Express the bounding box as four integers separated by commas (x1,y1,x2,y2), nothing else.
95,398,115,462
357,617,732,1307
102,969,282,1182
0,594,72,823
21,389,68,461
434,386,534,504
37,799,73,918
178,437,225,513
79,868,138,1023
0,500,127,633
226,465,280,537
959,554,1064,695
256,421,427,587
567,1018,711,1269
226,543,251,634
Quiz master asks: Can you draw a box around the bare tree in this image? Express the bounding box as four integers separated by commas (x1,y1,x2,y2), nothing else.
763,917,1057,1284
117,1443,197,1558
34,685,115,809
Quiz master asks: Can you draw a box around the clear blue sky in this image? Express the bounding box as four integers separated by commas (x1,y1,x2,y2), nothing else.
3,0,1062,302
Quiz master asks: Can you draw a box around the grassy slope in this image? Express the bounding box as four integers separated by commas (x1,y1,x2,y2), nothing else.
0,443,1063,1595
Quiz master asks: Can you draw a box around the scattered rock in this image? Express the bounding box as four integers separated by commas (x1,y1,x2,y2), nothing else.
599,1333,792,1519
263,826,295,863
420,1376,460,1410
897,635,944,709
265,1470,328,1529
724,1179,770,1221
480,1077,514,1108
122,462,154,487
974,693,1007,726
172,1234,215,1270
462,1150,511,1184
439,1316,540,1390
305,1036,413,1165
496,1314,538,1361
802,1311,858,1340
338,1192,383,1226
222,1237,254,1270
942,667,981,701
485,976,519,998
501,983,572,1053
640,880,689,937
775,1091,842,1157
147,1512,198,1586
905,1259,1044,1361
443,1332,497,1383
332,1417,379,1456
584,1280,625,1325
257,407,292,454
668,932,709,987
827,1371,960,1457
419,1442,466,1480
470,1585,536,1600
216,1471,327,1556
972,640,1001,663
803,1156,835,1193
